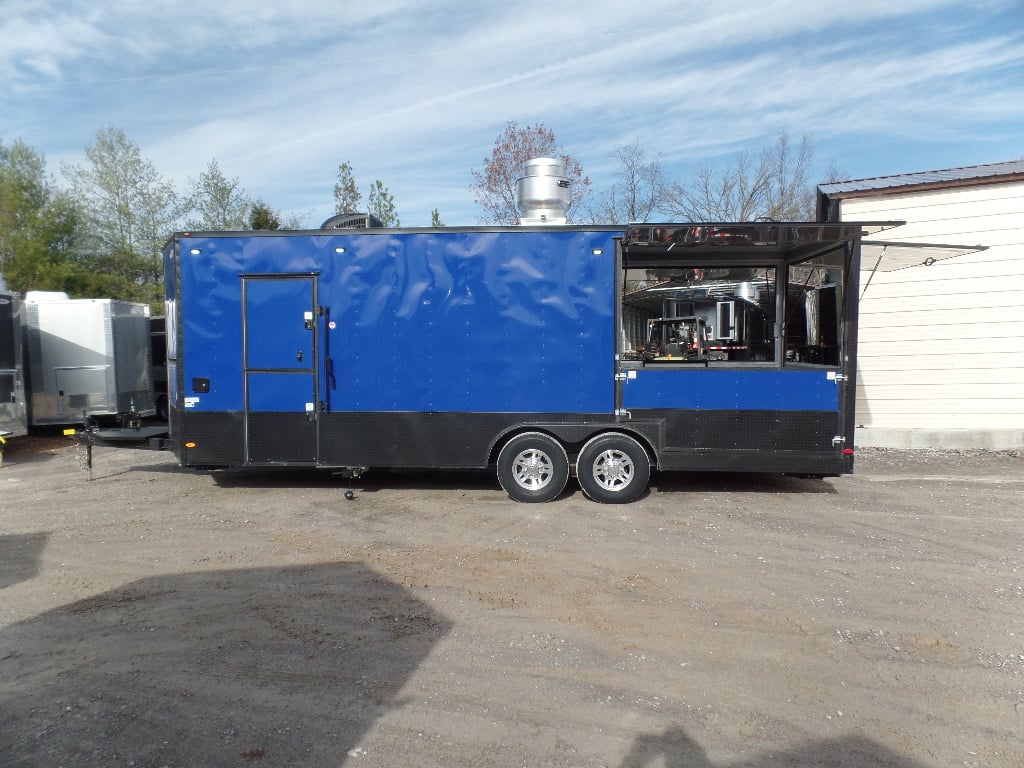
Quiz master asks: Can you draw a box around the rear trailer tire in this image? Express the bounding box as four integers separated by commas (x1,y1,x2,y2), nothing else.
576,433,650,504
497,432,569,503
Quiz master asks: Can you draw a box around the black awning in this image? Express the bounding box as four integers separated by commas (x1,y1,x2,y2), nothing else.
622,221,904,268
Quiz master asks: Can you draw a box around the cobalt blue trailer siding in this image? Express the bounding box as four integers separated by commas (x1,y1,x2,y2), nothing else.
622,368,841,411
175,229,618,416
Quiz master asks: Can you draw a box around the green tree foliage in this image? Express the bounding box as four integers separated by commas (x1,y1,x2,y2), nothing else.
333,162,362,214
61,126,180,305
471,121,590,225
249,199,281,230
368,180,399,227
5,193,87,294
430,208,444,227
0,139,89,294
333,162,400,227
1,139,48,275
185,159,251,230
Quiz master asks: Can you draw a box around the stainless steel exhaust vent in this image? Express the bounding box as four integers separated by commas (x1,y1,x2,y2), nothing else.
516,157,571,225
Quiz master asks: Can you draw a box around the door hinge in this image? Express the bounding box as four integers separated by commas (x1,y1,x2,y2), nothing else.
832,435,846,447
832,373,849,382
614,372,628,381
615,408,632,418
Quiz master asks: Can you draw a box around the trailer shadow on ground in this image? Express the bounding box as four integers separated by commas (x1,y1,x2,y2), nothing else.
193,467,838,497
0,532,48,590
0,435,79,466
0,562,451,767
650,471,838,495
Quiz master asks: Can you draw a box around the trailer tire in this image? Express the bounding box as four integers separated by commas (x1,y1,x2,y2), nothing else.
496,432,569,503
576,433,650,504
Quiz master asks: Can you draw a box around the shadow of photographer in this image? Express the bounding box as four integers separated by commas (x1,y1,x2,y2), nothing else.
618,726,927,768
1,561,451,766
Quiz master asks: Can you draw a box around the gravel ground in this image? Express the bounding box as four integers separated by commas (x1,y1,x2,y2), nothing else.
1,436,1022,767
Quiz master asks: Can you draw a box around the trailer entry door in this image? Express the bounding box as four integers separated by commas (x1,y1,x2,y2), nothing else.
243,275,319,464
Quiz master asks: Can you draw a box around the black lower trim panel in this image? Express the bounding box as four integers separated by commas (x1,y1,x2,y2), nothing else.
316,412,615,467
632,407,851,475
172,410,621,469
170,407,851,476
656,449,850,475
174,409,245,467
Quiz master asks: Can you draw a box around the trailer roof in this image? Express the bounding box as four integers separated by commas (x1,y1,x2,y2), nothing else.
622,222,901,268
169,221,901,269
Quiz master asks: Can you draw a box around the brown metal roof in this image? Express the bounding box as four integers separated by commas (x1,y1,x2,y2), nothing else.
818,159,1024,199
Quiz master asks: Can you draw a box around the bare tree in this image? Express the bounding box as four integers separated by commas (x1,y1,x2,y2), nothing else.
471,121,590,225
589,139,664,224
663,134,817,221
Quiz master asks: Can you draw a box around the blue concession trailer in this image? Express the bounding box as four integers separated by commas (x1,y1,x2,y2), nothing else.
163,221,875,503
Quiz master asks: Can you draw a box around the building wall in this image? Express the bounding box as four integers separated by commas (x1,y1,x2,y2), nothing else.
839,180,1024,449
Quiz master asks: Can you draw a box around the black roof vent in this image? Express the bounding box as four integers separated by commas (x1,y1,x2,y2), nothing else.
320,212,384,229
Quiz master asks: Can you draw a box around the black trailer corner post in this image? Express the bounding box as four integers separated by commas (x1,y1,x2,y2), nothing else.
837,237,863,461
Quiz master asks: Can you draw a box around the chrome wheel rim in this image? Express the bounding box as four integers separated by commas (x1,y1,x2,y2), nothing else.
591,449,634,491
511,449,554,490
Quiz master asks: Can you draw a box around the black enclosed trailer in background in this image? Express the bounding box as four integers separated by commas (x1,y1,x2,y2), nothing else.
0,289,27,440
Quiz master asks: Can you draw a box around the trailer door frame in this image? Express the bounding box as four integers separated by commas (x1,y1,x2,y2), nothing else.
241,273,321,465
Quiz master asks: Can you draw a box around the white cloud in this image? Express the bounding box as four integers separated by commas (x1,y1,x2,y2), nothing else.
3,0,1022,226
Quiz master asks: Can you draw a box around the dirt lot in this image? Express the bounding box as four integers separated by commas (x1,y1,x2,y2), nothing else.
1,435,1022,768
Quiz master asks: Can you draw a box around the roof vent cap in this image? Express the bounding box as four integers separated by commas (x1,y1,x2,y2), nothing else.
516,157,571,225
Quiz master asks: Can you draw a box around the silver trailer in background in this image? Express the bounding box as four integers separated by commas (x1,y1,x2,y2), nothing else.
24,294,156,426
0,289,28,439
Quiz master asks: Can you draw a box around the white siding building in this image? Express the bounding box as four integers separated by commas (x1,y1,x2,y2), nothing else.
818,160,1024,450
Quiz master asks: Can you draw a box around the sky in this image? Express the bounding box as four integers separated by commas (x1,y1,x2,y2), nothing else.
3,0,1023,227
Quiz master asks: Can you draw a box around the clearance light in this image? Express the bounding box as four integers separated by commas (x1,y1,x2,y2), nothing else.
185,442,197,448
189,248,201,255
592,248,604,255
334,247,346,254
842,448,854,456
